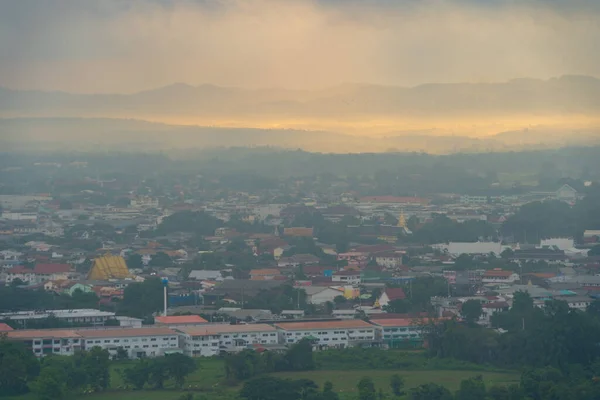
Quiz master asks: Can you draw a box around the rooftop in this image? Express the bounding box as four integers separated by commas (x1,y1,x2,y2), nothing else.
274,319,374,331
154,315,208,324
76,327,176,338
178,324,276,336
7,329,81,339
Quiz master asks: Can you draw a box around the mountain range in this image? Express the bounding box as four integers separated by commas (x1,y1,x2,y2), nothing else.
1,75,600,153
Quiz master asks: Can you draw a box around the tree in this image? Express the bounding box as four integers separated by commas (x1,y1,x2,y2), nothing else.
357,377,377,400
455,375,486,400
149,251,173,267
31,367,66,400
461,300,483,325
285,339,315,371
119,277,164,318
322,381,340,400
383,299,410,314
389,374,405,397
333,295,347,306
121,359,150,390
81,347,110,391
0,337,40,396
163,353,197,388
409,383,453,400
589,245,600,257
127,254,144,269
240,377,306,400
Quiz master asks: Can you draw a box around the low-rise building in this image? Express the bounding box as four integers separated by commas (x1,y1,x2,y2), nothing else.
178,324,278,357
377,288,407,308
77,327,180,358
332,270,361,286
482,269,520,284
0,309,116,327
6,329,82,357
274,320,377,349
370,318,431,349
154,315,208,327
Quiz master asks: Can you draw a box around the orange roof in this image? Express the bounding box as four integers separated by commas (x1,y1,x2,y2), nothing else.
275,320,373,331
178,324,276,336
7,329,80,339
155,315,207,324
0,323,14,331
76,328,176,338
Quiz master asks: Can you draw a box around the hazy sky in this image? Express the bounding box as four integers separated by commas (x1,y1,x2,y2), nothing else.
1,0,599,93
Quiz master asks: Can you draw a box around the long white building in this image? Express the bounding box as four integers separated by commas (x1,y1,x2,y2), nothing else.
178,324,278,357
7,327,180,358
274,320,377,349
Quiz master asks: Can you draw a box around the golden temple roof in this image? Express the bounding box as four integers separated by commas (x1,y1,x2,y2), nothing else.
88,254,131,280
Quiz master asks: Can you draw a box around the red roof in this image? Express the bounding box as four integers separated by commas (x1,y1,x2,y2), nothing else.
34,263,71,274
0,323,14,331
384,287,406,301
154,315,208,324
6,265,30,274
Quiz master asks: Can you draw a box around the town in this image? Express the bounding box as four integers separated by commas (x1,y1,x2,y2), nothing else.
1,149,600,399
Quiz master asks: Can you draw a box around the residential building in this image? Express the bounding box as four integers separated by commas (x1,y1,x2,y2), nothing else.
374,252,404,268
0,309,116,327
6,329,83,357
332,270,361,286
370,318,431,349
302,286,344,305
178,324,278,357
377,288,407,308
482,269,520,284
249,268,282,280
188,270,223,281
275,320,377,349
283,227,314,238
77,328,180,358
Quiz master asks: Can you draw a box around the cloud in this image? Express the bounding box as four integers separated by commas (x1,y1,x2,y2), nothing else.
0,0,599,93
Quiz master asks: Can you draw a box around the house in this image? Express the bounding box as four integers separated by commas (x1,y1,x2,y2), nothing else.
374,252,404,268
555,184,578,203
302,286,344,305
250,268,282,280
274,320,377,349
482,269,520,284
4,265,36,284
377,288,407,308
188,270,223,281
278,253,321,267
283,227,314,238
76,328,180,359
370,318,433,349
178,324,278,357
332,270,361,286
480,302,510,325
583,230,600,244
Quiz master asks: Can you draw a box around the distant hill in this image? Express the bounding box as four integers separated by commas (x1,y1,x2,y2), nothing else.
2,117,599,154
1,75,600,119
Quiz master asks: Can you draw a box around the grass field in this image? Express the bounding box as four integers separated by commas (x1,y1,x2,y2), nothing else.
64,368,518,400
9,356,519,400
271,369,519,397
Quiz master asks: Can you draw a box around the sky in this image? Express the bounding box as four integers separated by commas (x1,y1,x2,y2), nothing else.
0,0,599,93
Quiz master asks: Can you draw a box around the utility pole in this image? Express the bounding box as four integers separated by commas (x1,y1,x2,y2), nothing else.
162,278,169,317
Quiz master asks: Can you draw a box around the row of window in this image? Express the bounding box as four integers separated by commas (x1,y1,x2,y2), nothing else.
86,337,177,344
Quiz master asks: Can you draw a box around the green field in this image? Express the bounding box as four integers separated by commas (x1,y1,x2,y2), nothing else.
10,357,519,400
